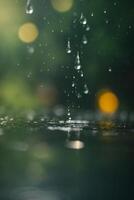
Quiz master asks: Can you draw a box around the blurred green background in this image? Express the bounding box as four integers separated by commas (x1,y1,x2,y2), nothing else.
0,0,134,114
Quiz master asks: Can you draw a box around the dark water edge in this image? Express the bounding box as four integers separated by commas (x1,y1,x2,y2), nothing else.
0,120,134,200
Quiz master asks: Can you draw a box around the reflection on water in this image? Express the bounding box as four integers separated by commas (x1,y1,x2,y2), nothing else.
0,119,134,200
66,140,85,150
12,187,60,200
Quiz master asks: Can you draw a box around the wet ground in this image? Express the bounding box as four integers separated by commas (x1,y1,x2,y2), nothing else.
0,119,134,200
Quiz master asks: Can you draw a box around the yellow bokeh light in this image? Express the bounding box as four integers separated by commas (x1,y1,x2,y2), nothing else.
18,22,39,43
98,90,119,114
51,0,74,12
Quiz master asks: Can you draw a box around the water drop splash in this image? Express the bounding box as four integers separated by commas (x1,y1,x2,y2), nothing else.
80,13,87,25
25,0,34,14
84,84,89,94
82,35,88,45
66,39,71,54
75,51,81,70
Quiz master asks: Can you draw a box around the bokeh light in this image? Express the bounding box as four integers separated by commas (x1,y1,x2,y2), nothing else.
51,0,74,13
97,90,119,114
18,22,39,43
66,140,85,150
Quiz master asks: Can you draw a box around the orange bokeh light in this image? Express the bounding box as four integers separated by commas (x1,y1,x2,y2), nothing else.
97,90,119,114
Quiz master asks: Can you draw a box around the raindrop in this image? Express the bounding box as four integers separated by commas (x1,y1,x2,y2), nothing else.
91,12,94,17
27,71,32,79
75,51,81,70
26,0,34,14
85,25,90,31
67,107,72,121
108,67,112,72
72,82,75,87
77,93,82,99
82,35,88,45
80,13,87,25
66,39,71,54
27,45,34,54
105,20,109,24
80,71,84,77
67,112,71,116
84,84,89,94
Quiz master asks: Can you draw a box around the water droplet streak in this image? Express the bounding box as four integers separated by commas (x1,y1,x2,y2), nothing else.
26,0,34,14
84,84,89,94
67,107,71,121
66,39,71,54
86,25,90,31
80,13,87,25
75,51,81,70
82,35,88,44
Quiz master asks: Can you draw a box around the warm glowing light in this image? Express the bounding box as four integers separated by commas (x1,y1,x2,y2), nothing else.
66,140,85,150
18,22,39,43
51,0,74,12
98,90,119,114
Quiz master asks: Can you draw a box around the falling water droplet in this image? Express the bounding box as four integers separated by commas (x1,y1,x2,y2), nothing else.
80,13,87,25
77,93,82,99
86,25,90,31
84,84,89,94
72,82,75,87
75,51,81,70
66,39,71,54
82,35,88,44
80,71,84,77
67,112,71,116
108,67,112,72
67,107,72,121
105,20,109,24
26,0,34,14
